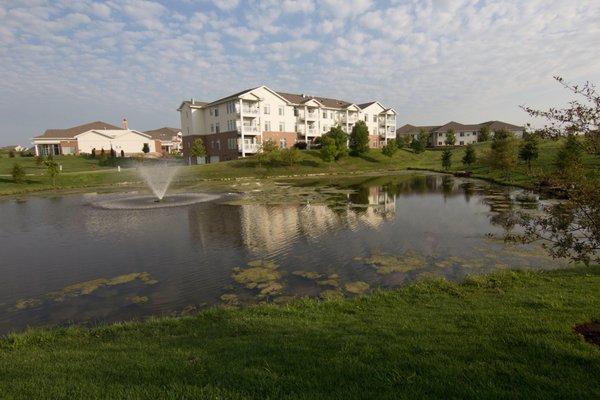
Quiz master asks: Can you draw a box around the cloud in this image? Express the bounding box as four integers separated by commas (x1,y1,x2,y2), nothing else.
212,0,239,11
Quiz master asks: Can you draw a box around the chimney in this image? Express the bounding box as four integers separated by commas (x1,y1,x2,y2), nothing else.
122,118,128,130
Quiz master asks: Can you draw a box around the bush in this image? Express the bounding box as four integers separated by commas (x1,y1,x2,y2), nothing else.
120,150,125,158
294,141,307,150
487,129,517,178
320,136,338,162
142,143,150,154
381,139,398,157
462,144,476,171
555,135,583,177
11,163,26,183
349,120,369,156
323,126,348,160
280,147,300,166
8,150,15,158
411,130,429,154
441,149,452,171
91,148,96,158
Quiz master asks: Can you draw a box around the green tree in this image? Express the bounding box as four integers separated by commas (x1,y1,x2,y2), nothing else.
190,138,206,159
91,148,96,158
142,143,150,154
462,143,476,171
555,135,583,177
320,136,338,162
44,159,60,187
11,163,26,183
411,129,428,154
381,138,398,158
324,125,348,160
257,139,279,167
441,149,452,171
445,128,456,146
478,126,491,142
349,120,369,156
488,129,517,178
280,147,300,166
518,134,539,172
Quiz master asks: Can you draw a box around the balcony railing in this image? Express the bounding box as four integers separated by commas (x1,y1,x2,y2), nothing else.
238,125,259,134
238,140,260,153
306,127,317,135
240,108,259,115
299,112,317,120
341,114,358,123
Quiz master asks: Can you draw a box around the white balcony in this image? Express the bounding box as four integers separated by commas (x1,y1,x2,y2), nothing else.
306,127,317,135
238,125,260,134
238,139,260,153
240,107,259,115
341,114,358,123
299,111,317,121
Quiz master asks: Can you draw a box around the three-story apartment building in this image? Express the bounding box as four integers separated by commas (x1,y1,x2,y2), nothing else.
177,86,396,163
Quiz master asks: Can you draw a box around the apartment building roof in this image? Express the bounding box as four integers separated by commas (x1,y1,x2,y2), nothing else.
397,120,523,135
35,121,121,139
144,127,181,141
275,91,354,109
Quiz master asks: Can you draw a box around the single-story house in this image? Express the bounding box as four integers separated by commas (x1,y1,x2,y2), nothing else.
397,120,523,147
143,127,182,154
32,120,174,156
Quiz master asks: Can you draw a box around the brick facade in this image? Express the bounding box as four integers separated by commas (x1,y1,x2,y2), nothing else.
262,131,298,148
368,135,382,149
182,131,240,164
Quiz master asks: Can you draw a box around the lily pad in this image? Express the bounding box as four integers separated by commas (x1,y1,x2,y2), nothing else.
344,281,370,294
320,289,344,300
232,260,280,289
292,270,323,280
360,253,426,274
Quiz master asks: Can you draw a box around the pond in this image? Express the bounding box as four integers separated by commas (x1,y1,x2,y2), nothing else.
0,172,564,334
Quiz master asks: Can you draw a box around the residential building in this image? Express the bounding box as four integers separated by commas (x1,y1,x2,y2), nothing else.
32,120,177,156
396,120,523,147
178,86,396,164
144,127,183,154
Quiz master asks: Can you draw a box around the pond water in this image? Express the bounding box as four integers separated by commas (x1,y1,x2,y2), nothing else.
0,172,564,334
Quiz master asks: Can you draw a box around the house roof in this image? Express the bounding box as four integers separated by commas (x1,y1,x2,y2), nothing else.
35,121,121,139
144,127,181,141
397,120,523,135
78,129,150,139
177,99,209,111
357,101,377,109
275,91,354,109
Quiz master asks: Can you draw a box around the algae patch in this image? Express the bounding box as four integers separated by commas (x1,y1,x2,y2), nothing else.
359,253,426,274
232,260,284,298
344,281,370,294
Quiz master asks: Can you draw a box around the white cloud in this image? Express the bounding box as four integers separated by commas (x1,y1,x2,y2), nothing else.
211,0,239,11
90,2,111,18
281,0,315,13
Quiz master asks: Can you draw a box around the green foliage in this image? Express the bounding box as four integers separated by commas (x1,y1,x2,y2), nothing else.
411,129,429,154
44,158,60,187
400,135,411,148
519,134,539,171
445,128,456,146
462,144,476,170
142,143,150,154
349,120,370,156
322,126,348,161
280,147,300,166
257,139,280,167
488,129,517,178
8,150,15,158
441,149,452,170
381,138,398,158
555,134,583,177
190,138,206,158
320,136,338,162
120,150,125,158
478,126,491,142
11,163,26,183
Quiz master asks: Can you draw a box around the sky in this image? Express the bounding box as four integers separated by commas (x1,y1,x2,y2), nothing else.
0,0,599,146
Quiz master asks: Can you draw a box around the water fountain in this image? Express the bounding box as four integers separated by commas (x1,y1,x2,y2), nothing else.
92,161,221,210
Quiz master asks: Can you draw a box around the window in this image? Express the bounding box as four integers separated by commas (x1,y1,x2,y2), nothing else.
279,122,285,132
186,127,190,134
323,125,328,132
294,108,299,117
323,111,327,118
460,132,464,137
215,123,220,133
438,142,443,146
213,107,219,117
216,140,221,150
364,114,368,122
211,140,214,148
264,105,270,114
279,138,286,149
459,141,464,145
228,138,238,150
278,106,284,116
373,115,377,122
265,121,271,131
210,123,214,133
330,112,333,119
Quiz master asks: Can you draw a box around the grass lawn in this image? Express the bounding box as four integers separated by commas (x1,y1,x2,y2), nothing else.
1,139,598,196
0,266,598,399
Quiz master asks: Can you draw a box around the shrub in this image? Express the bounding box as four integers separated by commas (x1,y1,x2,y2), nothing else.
91,148,96,158
462,144,476,171
323,126,348,160
445,129,456,146
142,143,150,154
11,163,26,183
487,129,517,178
8,150,15,158
320,136,338,162
555,135,583,177
518,133,539,171
381,138,398,157
349,120,369,156
478,126,491,142
294,141,308,150
441,149,452,170
120,150,125,158
280,147,300,166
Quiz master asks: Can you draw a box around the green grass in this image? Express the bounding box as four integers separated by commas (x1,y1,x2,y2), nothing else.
1,139,598,196
0,267,598,399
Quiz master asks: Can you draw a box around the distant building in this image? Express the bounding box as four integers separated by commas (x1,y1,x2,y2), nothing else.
397,120,523,147
143,127,182,154
178,85,396,164
32,120,178,156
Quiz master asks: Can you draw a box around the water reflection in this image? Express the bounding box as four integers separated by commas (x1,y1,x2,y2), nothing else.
0,173,557,334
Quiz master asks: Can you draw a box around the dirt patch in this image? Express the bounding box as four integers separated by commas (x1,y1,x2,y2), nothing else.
573,322,600,347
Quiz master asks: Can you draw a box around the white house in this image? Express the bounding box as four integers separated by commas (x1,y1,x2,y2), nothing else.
76,129,158,155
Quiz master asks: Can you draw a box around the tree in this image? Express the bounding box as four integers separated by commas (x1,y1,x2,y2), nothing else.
488,129,517,178
8,150,15,158
320,136,338,162
381,138,398,158
91,148,96,158
518,133,539,172
478,126,491,142
110,148,116,158
521,76,600,155
445,128,456,146
120,150,125,158
441,149,452,171
190,138,206,159
349,120,369,156
280,147,300,166
400,135,411,148
100,148,105,157
555,134,583,177
44,159,60,187
462,143,476,171
411,129,428,154
323,126,348,160
12,163,25,183
142,143,150,154
257,139,279,167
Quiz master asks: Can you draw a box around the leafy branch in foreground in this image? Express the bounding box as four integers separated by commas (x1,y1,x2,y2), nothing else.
521,76,600,155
